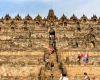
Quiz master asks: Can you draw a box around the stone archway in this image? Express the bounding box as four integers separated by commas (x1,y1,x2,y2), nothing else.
64,22,67,26
90,41,95,48
84,33,96,49
49,28,55,38
36,22,39,26
49,28,56,48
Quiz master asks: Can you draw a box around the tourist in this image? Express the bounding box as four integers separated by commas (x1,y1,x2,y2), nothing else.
83,53,89,63
52,48,55,54
51,35,55,41
52,41,55,47
81,53,84,61
83,72,90,80
51,61,54,71
77,54,81,62
46,58,49,62
50,74,54,79
45,59,50,70
48,47,53,54
59,74,68,80
45,59,48,66
50,35,52,40
77,54,81,64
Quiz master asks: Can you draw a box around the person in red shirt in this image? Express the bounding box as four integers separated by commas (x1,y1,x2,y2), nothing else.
81,53,84,62
84,53,89,63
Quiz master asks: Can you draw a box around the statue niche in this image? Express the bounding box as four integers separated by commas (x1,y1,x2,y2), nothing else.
10,21,17,31
64,22,67,26
25,14,32,20
14,14,22,20
91,15,97,22
84,33,96,48
11,27,15,31
90,41,95,48
81,14,88,22
70,14,78,22
34,14,42,26
76,23,81,32
59,14,68,26
71,40,79,48
4,14,12,21
36,22,39,26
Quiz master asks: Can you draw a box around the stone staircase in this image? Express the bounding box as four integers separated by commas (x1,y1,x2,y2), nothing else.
44,53,61,80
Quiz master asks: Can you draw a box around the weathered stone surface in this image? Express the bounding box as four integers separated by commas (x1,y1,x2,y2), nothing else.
0,9,100,80
0,9,100,51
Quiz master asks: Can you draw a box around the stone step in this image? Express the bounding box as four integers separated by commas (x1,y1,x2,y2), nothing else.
45,71,61,78
44,75,60,80
49,57,56,59
44,52,61,80
45,65,60,72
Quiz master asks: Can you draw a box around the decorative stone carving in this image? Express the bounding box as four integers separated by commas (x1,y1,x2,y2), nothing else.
0,9,99,51
14,14,22,20
70,14,78,22
25,14,32,20
59,14,68,26
80,14,88,22
91,15,97,22
60,14,68,22
4,14,12,20
47,9,58,22
34,14,42,22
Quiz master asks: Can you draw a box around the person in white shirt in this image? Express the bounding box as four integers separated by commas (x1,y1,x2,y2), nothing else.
84,72,90,80
59,74,68,80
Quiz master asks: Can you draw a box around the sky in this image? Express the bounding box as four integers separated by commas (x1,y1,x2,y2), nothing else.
0,0,100,19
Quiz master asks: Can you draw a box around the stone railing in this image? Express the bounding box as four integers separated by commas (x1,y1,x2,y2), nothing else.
38,67,45,80
44,50,49,62
59,61,67,76
56,51,61,63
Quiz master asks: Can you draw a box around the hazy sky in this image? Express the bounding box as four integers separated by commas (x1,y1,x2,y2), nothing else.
0,0,100,19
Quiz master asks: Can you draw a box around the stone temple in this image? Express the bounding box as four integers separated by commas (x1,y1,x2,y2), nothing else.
0,9,100,80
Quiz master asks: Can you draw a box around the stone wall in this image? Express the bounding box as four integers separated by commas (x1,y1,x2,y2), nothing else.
65,65,100,79
0,9,100,51
0,51,44,55
0,51,45,79
59,51,100,57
